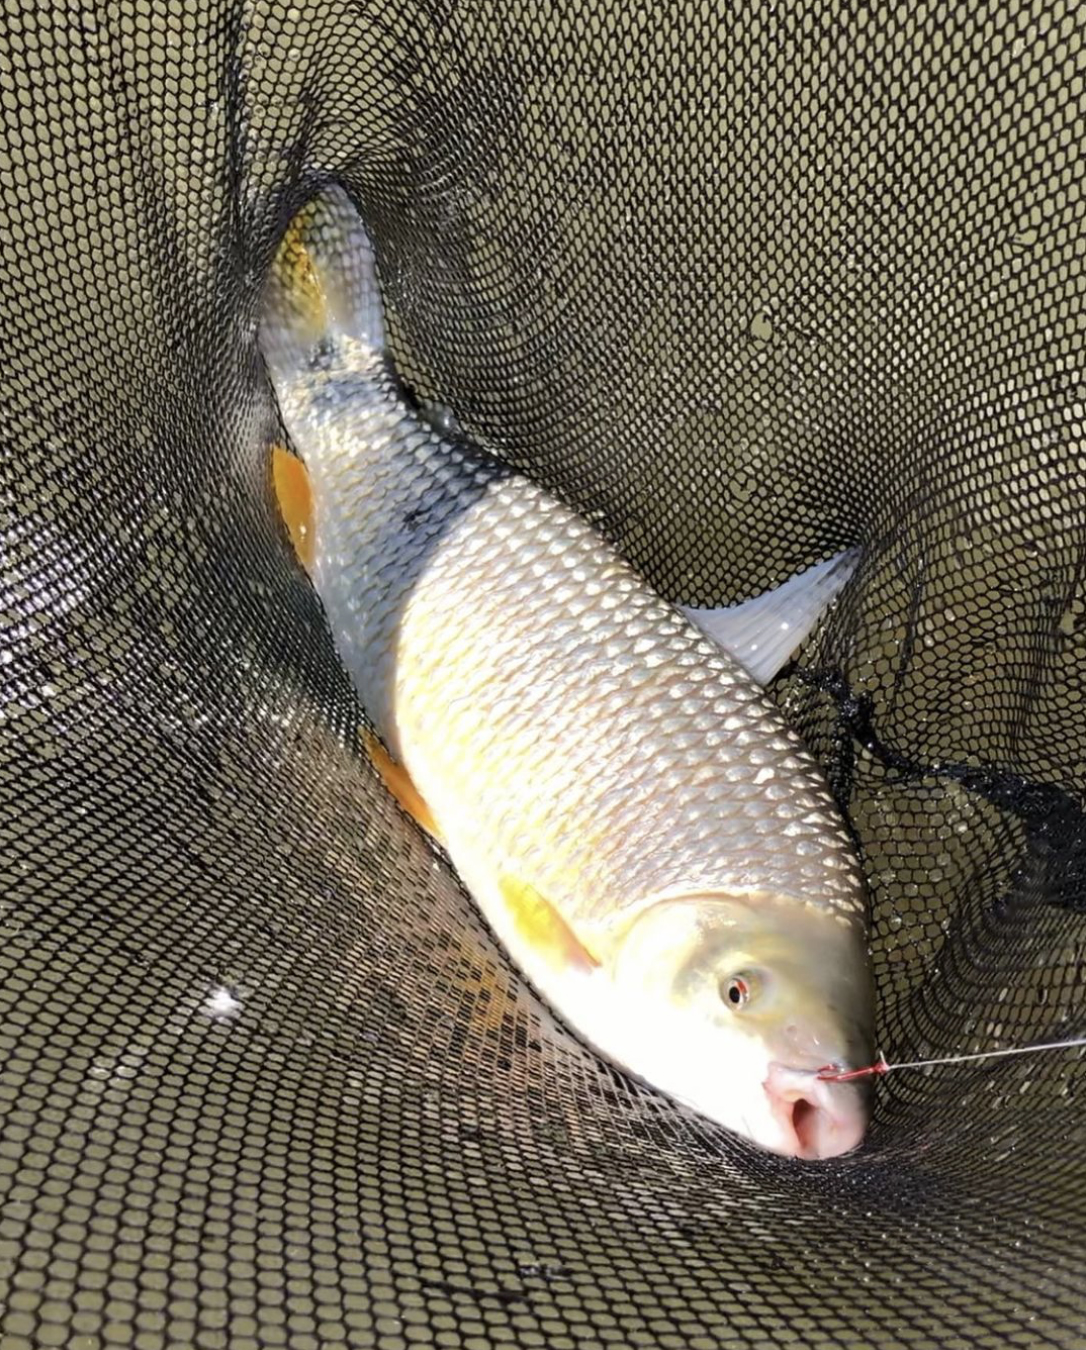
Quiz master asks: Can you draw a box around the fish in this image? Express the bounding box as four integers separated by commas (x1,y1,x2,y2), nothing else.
258,186,875,1160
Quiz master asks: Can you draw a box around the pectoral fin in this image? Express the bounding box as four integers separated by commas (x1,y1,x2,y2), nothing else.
498,874,600,975
272,443,315,571
362,729,441,840
680,546,860,684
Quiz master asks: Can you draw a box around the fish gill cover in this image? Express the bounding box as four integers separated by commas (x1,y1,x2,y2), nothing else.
0,0,1083,1347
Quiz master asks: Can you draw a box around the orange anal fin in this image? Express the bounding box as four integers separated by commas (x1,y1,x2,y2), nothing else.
272,443,314,571
498,874,600,976
362,729,441,840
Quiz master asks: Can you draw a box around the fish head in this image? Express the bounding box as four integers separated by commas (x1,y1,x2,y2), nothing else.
610,892,875,1159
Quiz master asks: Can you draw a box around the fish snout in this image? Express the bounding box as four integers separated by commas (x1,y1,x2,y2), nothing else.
763,1062,870,1160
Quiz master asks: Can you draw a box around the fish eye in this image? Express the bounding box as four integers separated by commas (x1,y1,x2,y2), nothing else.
721,972,754,1009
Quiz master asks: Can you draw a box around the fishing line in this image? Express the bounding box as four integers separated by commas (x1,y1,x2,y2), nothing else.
818,1035,1086,1082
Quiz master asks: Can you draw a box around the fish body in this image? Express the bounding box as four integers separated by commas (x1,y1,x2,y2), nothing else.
260,189,875,1159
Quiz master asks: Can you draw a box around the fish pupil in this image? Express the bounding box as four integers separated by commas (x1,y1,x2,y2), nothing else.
725,976,750,1007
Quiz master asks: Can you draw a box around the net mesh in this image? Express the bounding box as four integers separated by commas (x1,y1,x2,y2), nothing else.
2,0,1084,1345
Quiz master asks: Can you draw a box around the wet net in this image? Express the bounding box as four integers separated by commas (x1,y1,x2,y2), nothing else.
1,0,1084,1346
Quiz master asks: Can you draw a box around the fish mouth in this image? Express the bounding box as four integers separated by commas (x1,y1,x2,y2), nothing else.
763,1062,869,1160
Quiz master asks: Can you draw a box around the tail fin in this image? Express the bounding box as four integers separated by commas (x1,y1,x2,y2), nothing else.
259,185,386,384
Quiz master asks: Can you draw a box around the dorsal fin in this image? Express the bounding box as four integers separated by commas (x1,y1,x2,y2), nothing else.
680,547,860,683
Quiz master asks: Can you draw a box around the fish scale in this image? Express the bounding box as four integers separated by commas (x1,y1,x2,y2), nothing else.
284,356,864,941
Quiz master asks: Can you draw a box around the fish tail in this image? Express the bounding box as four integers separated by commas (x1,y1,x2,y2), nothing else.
260,185,386,384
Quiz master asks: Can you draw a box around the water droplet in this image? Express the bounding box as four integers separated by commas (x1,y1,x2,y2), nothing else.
203,986,242,1020
750,311,774,342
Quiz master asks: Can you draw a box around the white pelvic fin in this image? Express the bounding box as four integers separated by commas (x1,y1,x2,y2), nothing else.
680,547,860,684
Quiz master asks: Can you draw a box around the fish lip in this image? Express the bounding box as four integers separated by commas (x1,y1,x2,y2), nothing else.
764,1060,830,1089
763,1061,869,1160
